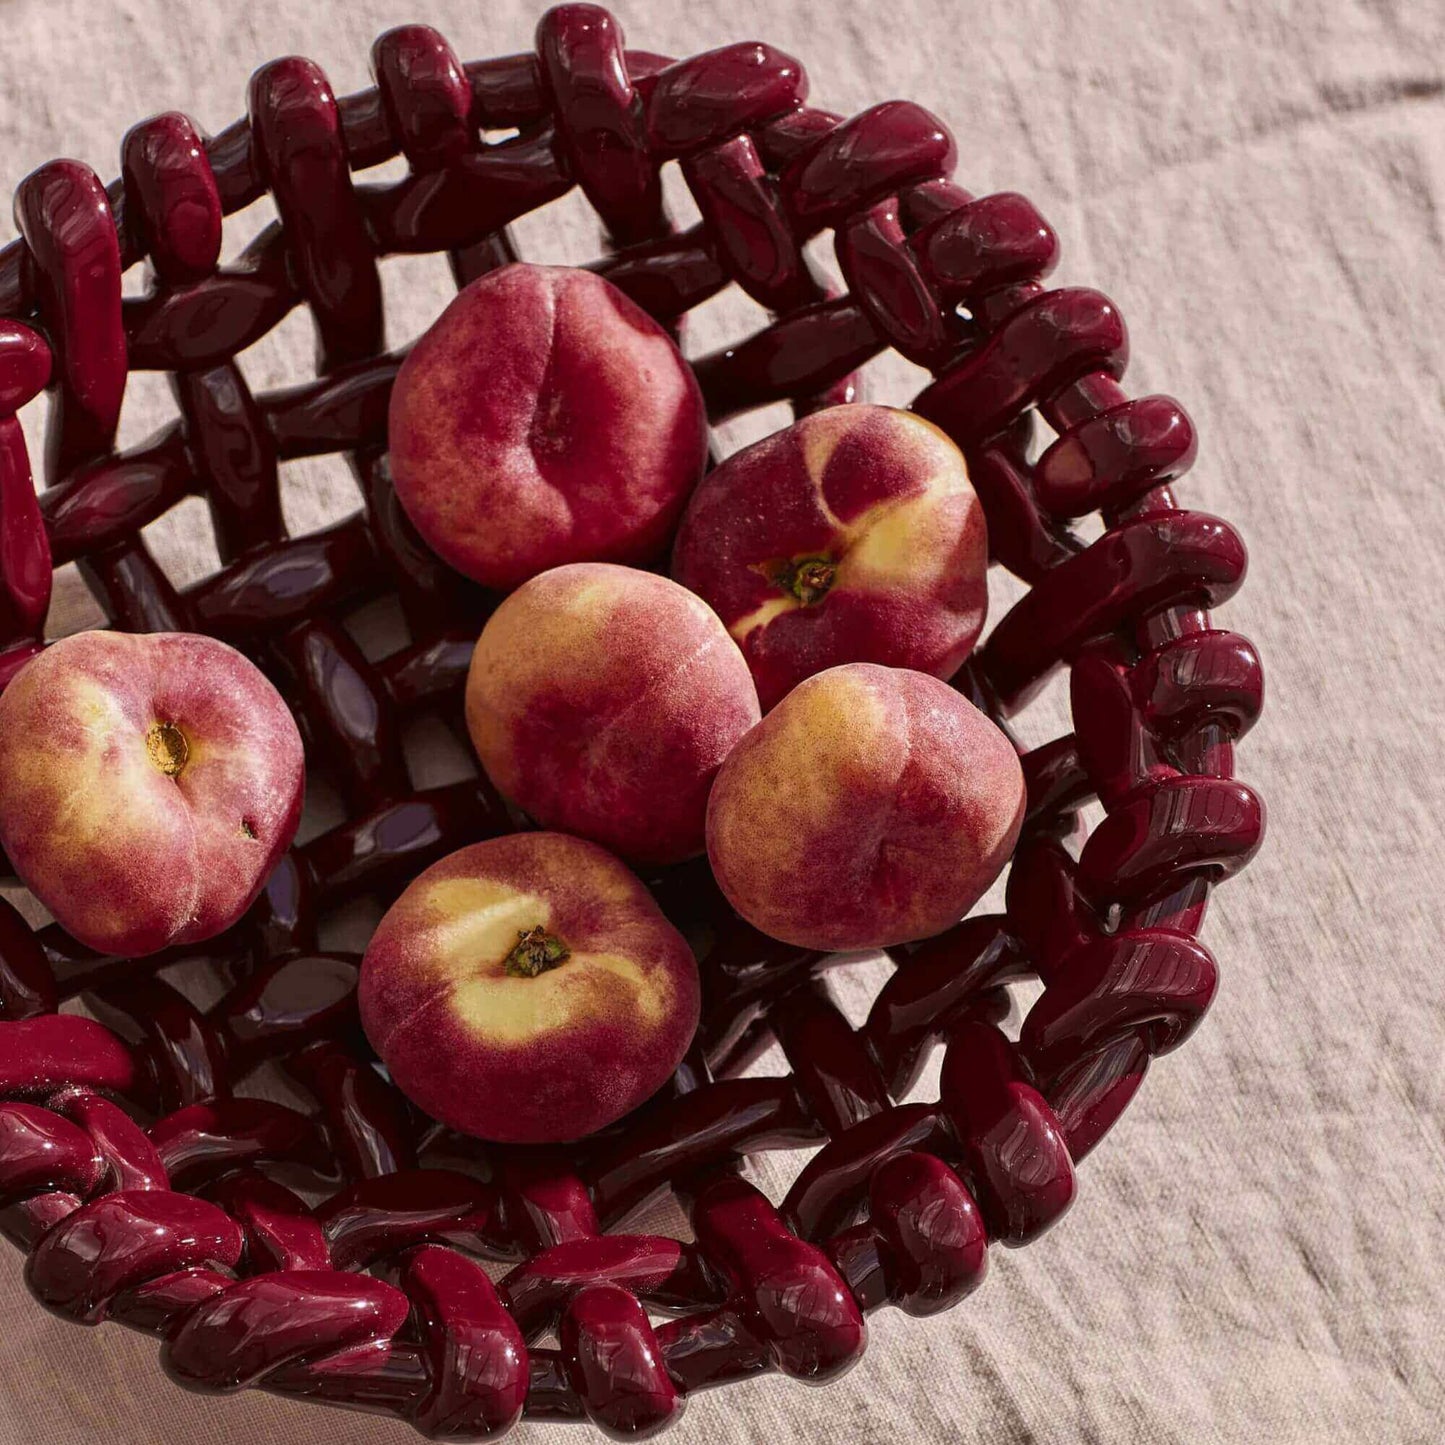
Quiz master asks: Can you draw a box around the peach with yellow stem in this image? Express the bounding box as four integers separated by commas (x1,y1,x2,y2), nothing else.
0,630,304,957
673,404,989,711
359,831,701,1143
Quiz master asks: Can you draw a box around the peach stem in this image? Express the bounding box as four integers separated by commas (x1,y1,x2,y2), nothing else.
504,925,571,978
145,721,189,778
777,556,836,605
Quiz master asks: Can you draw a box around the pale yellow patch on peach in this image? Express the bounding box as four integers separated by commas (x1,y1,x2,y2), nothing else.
838,479,971,593
711,672,893,875
57,751,155,834
32,686,167,845
68,675,125,735
764,407,976,608
799,410,854,530
413,876,553,979
5,687,193,938
547,573,619,627
477,579,610,687
463,693,513,787
2,672,131,779
175,731,240,770
449,949,669,1045
469,566,735,806
730,594,799,643
465,595,595,797
469,570,650,775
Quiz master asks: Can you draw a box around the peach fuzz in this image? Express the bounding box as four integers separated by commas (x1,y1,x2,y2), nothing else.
388,262,707,591
0,630,304,957
359,832,700,1143
706,663,1025,952
465,562,760,865
672,404,988,710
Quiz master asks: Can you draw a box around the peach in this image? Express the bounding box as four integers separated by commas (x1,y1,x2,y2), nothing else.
465,562,760,865
359,831,700,1143
388,262,707,591
706,663,1024,952
0,630,304,956
672,404,988,710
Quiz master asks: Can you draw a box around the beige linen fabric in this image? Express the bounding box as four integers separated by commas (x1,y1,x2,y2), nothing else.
0,0,1442,1440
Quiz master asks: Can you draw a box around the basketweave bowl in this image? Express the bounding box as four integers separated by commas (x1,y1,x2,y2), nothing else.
0,4,1266,1439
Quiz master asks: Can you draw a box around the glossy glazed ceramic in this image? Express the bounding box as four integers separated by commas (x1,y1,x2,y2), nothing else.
0,5,1263,1439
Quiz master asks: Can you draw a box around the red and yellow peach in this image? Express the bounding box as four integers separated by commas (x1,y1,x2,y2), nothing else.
389,262,708,591
672,404,988,710
0,630,304,956
359,831,700,1142
465,562,760,865
706,663,1024,952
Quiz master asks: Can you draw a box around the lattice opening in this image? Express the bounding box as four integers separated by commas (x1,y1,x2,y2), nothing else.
380,250,466,351
44,563,108,637
1003,665,1071,750
401,712,478,791
660,160,703,232
217,193,281,266
141,496,224,591
234,303,330,397
509,185,612,268
111,369,176,452
805,230,845,290
342,592,411,662
854,346,932,410
294,771,348,848
318,894,387,957
679,276,771,366
277,452,367,537
978,562,1029,646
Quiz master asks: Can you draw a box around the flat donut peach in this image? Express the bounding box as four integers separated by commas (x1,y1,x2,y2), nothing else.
465,562,761,865
359,832,700,1143
389,262,707,590
706,662,1024,951
673,405,987,710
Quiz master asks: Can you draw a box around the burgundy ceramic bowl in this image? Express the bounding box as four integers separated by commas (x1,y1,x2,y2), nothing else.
0,5,1262,1438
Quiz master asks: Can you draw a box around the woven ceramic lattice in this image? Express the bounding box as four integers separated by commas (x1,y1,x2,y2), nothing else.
0,5,1265,1438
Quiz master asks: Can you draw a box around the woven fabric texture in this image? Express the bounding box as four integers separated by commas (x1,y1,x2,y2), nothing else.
0,1,1440,1442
